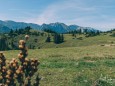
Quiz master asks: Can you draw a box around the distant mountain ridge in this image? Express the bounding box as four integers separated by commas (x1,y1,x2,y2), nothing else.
0,20,99,33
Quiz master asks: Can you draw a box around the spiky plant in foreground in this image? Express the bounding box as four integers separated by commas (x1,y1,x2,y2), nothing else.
0,35,40,86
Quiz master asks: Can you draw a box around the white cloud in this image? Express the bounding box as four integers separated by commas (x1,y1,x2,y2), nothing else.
24,0,115,31
25,0,96,24
24,6,58,24
35,7,58,24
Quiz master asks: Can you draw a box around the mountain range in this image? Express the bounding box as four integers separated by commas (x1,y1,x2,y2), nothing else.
0,20,99,33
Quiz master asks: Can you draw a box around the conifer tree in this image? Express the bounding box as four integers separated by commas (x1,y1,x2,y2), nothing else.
53,34,64,44
0,36,8,51
45,34,51,42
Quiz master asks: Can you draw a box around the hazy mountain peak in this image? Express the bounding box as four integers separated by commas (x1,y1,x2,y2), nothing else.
0,20,99,33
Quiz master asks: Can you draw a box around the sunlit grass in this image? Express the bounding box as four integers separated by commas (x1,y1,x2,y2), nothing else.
3,45,115,86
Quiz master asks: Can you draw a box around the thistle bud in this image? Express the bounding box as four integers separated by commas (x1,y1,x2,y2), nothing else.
19,40,26,45
6,79,10,84
14,73,17,78
12,63,17,67
18,54,23,59
23,62,27,66
7,70,12,75
25,35,29,40
0,60,2,64
12,58,16,62
31,62,34,66
18,66,23,71
6,75,11,79
25,58,29,62
2,66,6,70
16,70,21,74
19,45,24,49
0,76,3,80
31,58,34,61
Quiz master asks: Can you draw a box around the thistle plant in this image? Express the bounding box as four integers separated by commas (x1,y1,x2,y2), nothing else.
0,35,40,86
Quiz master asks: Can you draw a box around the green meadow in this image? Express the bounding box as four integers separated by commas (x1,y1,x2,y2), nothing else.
4,45,115,86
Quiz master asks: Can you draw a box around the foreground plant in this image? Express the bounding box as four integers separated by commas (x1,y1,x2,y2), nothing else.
0,35,40,86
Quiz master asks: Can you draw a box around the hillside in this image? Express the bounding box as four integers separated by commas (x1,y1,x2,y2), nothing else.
0,26,115,50
6,31,115,49
1,28,115,86
0,24,11,33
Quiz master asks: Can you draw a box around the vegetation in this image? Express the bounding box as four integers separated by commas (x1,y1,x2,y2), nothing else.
4,45,115,86
0,26,115,85
53,34,64,44
44,29,57,33
0,36,40,86
45,34,51,42
0,26,111,50
0,35,8,50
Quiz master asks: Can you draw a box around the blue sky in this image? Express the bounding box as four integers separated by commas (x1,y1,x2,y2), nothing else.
0,0,115,30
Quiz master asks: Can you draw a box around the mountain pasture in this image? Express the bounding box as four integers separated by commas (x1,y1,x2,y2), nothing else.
1,29,115,85
7,32,115,49
5,45,115,86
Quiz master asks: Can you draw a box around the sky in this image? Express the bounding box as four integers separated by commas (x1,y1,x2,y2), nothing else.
0,0,115,31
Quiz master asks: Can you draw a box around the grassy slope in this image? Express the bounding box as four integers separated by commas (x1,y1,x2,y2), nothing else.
41,34,115,49
3,32,115,85
4,45,115,86
9,31,115,49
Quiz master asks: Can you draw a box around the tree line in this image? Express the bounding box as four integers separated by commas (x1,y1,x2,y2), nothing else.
46,33,64,44
0,27,65,51
68,29,100,37
8,26,45,37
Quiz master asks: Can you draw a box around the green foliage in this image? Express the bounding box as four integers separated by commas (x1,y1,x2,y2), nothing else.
0,35,9,51
45,35,51,42
96,75,115,86
44,29,57,33
2,27,115,50
53,34,64,44
85,31,100,37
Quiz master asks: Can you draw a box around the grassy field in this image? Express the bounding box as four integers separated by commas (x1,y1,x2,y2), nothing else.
4,45,115,86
